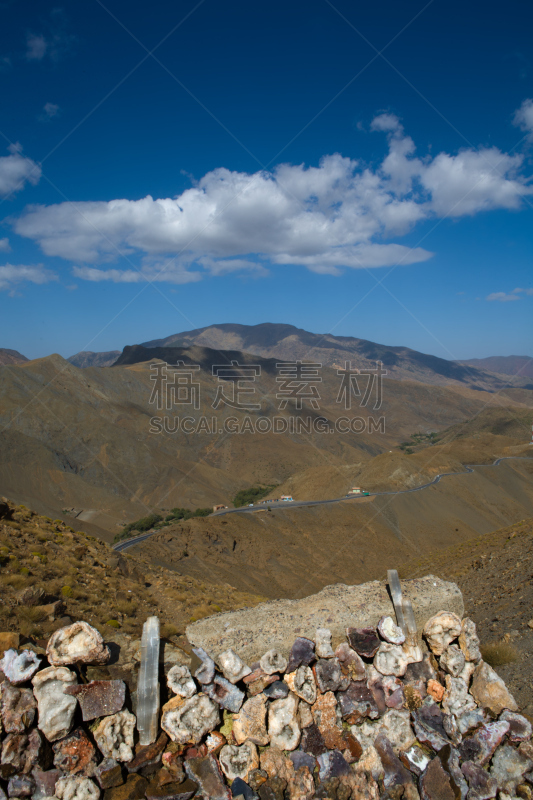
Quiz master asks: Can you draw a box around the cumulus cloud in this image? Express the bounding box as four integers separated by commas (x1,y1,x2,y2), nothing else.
40,102,60,121
12,105,533,281
0,144,41,197
513,98,533,141
486,291,520,302
72,264,202,285
0,263,58,292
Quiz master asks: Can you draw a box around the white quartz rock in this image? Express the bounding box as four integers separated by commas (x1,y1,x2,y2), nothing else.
47,622,110,667
259,649,288,676
217,649,251,684
458,617,482,662
442,675,477,718
374,643,410,677
440,645,466,677
377,616,405,645
219,741,259,781
353,746,384,781
167,665,197,699
0,649,41,684
32,666,77,742
55,777,100,800
93,710,136,762
352,710,414,755
284,666,317,704
268,693,300,751
423,611,462,656
161,693,219,744
315,628,334,658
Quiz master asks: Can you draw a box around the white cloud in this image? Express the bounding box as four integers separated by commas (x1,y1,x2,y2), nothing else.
12,104,533,279
40,102,60,121
513,99,533,142
512,287,533,296
72,264,202,285
486,291,521,302
0,263,58,292
26,33,48,60
0,144,41,197
0,238,10,252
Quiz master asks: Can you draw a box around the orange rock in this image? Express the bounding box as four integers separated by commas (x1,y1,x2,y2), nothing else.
427,679,445,702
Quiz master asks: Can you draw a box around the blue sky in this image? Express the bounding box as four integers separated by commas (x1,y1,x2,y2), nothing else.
0,0,532,360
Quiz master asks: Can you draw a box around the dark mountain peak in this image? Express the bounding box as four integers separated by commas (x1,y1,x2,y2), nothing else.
0,348,29,366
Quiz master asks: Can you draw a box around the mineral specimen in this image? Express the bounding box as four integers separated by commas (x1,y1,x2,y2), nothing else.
217,649,251,684
166,666,196,699
233,695,269,746
205,675,245,713
0,682,36,733
440,645,466,678
500,710,533,743
268,693,300,751
161,694,219,745
32,666,78,742
315,628,334,658
459,722,510,765
259,649,288,676
286,638,315,673
65,680,126,721
192,647,216,685
490,744,533,794
93,709,137,761
0,649,41,684
53,727,98,776
55,776,100,800
378,616,406,645
470,661,518,715
423,612,462,656
458,618,482,663
335,642,366,681
284,666,316,704
313,658,343,693
346,627,380,658
137,616,160,747
219,741,258,781
374,643,411,677
47,622,110,666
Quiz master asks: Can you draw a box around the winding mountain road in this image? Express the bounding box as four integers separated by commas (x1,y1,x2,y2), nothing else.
113,454,532,552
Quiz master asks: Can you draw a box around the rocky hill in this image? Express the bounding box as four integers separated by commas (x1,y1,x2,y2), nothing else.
0,348,28,366
458,355,533,381
67,351,121,368
141,322,530,391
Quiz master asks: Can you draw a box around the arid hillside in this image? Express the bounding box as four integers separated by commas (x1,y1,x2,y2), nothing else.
141,322,531,390
401,516,533,715
128,455,533,598
1,345,522,536
458,354,533,380
0,348,28,366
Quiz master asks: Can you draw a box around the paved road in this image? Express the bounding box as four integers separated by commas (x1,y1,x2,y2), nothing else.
113,454,532,551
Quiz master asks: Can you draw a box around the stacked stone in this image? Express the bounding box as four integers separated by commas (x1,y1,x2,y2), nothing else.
0,614,532,800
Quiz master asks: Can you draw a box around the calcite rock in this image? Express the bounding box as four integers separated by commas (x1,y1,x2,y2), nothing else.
32,666,77,742
400,745,431,777
412,700,451,752
490,745,533,794
55,776,100,800
47,622,110,666
166,666,196,699
312,691,342,749
205,731,226,756
354,745,384,781
263,681,288,700
442,676,477,718
284,666,316,704
219,741,258,781
420,756,455,800
335,642,366,681
192,647,215,685
233,695,269,746
500,710,532,743
440,645,466,678
93,710,136,761
459,618,482,663
423,612,462,656
161,694,219,745
94,758,123,789
65,680,126,721
0,682,36,733
470,661,518,715
346,627,380,658
259,649,288,676
205,675,245,713
217,649,251,684
461,760,498,800
0,649,41,683
378,616,405,645
286,638,315,673
337,680,379,722
184,754,231,800
268,693,300,751
313,658,343,693
459,722,510,765
315,628,334,658
300,722,327,757
374,643,411,677
53,727,98,776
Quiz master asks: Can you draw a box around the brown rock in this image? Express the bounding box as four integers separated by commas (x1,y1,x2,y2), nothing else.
184,754,231,800
65,680,126,720
346,627,380,658
470,661,518,715
145,778,198,800
312,691,343,749
0,683,36,733
300,722,327,757
104,773,148,800
420,757,455,800
47,621,110,666
260,747,295,783
95,759,124,790
53,727,98,775
233,694,269,746
126,731,168,774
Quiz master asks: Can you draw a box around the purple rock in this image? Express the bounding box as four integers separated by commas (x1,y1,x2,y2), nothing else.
65,680,126,721
461,760,498,800
412,700,451,752
346,627,380,658
230,777,259,800
335,642,366,681
286,638,315,673
459,722,510,766
300,723,327,757
205,675,245,713
314,658,343,693
33,768,62,798
290,751,316,772
499,710,533,743
263,681,288,700
337,680,379,721
374,733,413,789
7,774,34,797
317,750,351,781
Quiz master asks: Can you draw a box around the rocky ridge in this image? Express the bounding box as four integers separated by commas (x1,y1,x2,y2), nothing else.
0,595,531,799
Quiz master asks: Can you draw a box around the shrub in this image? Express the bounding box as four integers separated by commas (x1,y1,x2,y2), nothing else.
233,485,279,508
61,586,73,597
106,619,120,628
480,641,519,666
160,623,180,638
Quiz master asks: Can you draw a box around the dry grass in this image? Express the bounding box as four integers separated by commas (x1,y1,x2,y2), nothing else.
480,641,520,666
